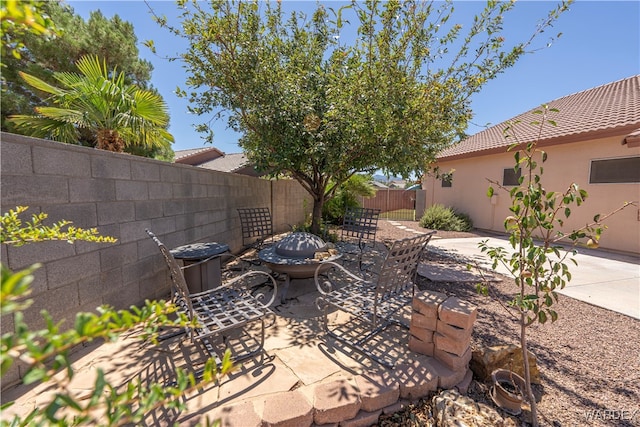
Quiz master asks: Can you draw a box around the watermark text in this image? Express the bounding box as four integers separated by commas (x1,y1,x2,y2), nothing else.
583,409,639,422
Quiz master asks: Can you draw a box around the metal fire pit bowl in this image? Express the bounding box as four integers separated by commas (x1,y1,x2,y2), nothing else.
258,232,341,279
259,232,342,304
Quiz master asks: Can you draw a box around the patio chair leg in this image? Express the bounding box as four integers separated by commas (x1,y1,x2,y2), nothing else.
280,274,291,304
157,328,186,342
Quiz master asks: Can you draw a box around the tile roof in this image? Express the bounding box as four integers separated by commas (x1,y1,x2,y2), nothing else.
174,147,224,163
197,152,251,173
438,75,640,160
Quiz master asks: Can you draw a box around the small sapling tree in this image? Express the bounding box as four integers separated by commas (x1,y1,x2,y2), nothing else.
478,107,636,426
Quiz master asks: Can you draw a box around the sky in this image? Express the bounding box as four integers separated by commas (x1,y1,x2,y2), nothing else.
67,1,640,155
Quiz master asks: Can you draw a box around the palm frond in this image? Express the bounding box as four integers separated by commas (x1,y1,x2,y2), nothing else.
9,115,80,143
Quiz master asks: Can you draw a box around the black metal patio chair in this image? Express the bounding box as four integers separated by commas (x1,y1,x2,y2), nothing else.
147,229,277,364
337,206,382,270
314,231,436,368
237,207,274,251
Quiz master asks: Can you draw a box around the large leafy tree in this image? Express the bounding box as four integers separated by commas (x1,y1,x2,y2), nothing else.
8,55,174,154
1,1,153,133
161,0,569,233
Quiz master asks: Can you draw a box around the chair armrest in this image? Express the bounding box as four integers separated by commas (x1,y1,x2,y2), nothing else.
220,270,278,308
314,261,372,295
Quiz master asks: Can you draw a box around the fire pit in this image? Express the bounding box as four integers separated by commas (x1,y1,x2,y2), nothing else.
258,232,342,303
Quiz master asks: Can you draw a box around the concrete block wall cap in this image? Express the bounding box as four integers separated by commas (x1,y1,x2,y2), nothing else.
408,335,435,356
261,389,314,427
409,326,434,343
312,379,362,425
434,346,472,372
434,332,471,357
204,400,262,427
428,357,468,390
438,297,478,330
393,358,439,400
436,319,473,341
412,290,448,317
410,311,438,330
353,374,400,413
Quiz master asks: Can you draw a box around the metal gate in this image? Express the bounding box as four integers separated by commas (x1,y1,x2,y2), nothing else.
361,188,417,221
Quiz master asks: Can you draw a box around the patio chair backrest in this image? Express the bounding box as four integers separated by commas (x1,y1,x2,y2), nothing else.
375,232,434,300
146,229,194,317
238,207,273,248
341,207,381,245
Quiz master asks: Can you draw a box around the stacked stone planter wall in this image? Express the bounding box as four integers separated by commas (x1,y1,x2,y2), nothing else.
410,290,477,393
0,132,312,389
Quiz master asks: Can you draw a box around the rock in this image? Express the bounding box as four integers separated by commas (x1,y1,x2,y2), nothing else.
432,389,516,427
471,344,540,384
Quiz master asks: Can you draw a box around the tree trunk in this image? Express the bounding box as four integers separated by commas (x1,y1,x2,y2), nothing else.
310,194,325,236
96,129,125,152
521,315,538,427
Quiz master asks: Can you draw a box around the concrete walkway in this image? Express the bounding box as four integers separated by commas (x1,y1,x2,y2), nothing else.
425,235,640,320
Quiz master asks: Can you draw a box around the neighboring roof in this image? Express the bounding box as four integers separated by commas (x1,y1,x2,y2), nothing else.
174,147,224,164
175,147,260,177
197,152,252,174
438,75,640,160
388,179,407,188
371,181,388,188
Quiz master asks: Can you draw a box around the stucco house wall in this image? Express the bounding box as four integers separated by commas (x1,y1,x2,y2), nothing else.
425,135,640,254
423,76,640,255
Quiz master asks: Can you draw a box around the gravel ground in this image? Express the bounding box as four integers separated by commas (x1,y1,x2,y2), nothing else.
374,220,640,427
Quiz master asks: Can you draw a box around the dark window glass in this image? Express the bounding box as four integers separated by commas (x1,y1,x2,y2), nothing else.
590,157,640,183
503,167,521,186
441,177,452,188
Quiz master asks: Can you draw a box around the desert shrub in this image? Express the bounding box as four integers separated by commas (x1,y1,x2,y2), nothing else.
419,204,473,231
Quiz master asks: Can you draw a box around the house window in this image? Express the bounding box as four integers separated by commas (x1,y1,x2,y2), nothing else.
441,177,452,188
502,167,521,186
590,156,640,183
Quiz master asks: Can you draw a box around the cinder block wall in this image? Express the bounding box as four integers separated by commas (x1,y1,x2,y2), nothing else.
1,132,312,386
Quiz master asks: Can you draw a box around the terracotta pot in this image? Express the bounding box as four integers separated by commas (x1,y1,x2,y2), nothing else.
490,369,526,415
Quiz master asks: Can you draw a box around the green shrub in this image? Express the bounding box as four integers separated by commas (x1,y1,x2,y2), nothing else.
419,204,473,231
322,174,376,225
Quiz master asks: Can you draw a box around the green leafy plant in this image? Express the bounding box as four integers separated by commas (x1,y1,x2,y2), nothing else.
1,207,235,425
322,174,376,225
478,107,636,426
0,0,57,62
8,55,174,154
419,204,473,231
0,206,117,247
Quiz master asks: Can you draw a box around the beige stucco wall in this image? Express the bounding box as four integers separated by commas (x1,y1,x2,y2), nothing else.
424,135,640,254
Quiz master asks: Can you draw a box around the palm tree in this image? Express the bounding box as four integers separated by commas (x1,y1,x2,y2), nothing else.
9,55,174,154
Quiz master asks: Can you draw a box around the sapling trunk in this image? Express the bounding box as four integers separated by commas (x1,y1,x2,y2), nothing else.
521,314,538,427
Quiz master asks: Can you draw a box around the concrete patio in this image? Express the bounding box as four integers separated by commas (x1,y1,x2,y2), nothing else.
2,224,637,425
2,268,477,426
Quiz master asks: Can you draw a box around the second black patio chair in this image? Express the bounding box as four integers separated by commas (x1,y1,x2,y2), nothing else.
315,231,436,368
237,207,274,251
337,206,381,270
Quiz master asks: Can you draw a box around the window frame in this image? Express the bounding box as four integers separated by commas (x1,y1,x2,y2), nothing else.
589,156,640,184
502,167,522,186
